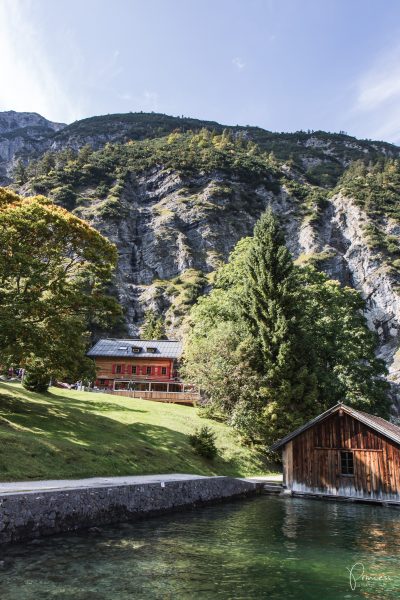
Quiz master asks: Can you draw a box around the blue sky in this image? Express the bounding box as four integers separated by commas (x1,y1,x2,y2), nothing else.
1,0,400,143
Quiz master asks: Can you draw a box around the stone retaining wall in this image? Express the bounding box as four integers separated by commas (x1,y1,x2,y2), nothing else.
0,477,260,545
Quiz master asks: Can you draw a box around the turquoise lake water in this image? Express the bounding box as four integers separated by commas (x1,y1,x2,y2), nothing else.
0,495,399,599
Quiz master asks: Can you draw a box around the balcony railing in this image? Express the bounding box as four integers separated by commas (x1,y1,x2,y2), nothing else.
110,389,200,405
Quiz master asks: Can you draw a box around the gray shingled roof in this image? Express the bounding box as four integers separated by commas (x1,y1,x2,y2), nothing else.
87,338,182,359
270,403,400,451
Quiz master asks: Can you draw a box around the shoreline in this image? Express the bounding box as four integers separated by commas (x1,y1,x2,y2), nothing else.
0,474,263,545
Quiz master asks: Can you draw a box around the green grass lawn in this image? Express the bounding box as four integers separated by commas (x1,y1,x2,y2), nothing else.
0,382,275,482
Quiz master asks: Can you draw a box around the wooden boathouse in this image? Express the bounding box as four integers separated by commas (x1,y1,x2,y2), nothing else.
271,403,400,503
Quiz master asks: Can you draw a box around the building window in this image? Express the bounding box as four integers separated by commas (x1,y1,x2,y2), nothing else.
132,347,141,353
161,367,167,375
99,379,106,385
147,347,157,353
146,366,151,375
116,365,122,374
340,451,354,476
132,366,137,374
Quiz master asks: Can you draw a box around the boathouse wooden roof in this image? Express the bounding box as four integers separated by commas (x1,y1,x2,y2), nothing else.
270,403,400,451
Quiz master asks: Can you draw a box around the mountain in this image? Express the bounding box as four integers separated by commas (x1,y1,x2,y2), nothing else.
2,110,400,404
2,110,399,186
0,111,65,182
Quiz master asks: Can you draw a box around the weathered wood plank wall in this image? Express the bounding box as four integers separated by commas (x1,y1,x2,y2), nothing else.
291,413,400,501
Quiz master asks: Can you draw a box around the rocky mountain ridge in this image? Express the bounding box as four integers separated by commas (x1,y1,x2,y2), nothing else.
0,111,65,182
0,110,65,134
2,110,400,186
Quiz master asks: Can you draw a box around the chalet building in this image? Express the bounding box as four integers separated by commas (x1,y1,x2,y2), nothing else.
271,403,400,504
87,338,186,393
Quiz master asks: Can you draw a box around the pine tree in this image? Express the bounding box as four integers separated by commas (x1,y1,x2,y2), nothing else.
242,209,318,440
140,309,166,339
77,144,93,165
37,152,56,176
22,357,51,393
245,209,295,368
13,159,27,185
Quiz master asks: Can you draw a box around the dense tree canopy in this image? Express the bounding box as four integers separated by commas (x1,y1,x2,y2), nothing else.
21,130,282,216
183,209,389,447
0,188,119,384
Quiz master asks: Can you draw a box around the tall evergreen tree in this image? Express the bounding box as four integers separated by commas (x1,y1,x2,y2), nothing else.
37,152,56,176
245,209,296,369
13,158,28,185
240,209,319,441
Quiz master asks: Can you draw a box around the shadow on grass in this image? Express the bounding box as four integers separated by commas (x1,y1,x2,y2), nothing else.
0,383,273,480
9,385,149,414
0,387,229,479
55,398,148,414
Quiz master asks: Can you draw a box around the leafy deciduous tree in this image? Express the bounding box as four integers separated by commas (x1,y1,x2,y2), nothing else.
0,188,120,388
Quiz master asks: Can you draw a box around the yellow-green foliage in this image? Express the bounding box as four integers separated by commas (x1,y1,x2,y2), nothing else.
294,251,335,267
166,269,208,323
0,188,119,382
22,130,282,213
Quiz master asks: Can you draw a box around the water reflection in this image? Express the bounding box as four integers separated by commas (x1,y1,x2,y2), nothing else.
0,496,399,599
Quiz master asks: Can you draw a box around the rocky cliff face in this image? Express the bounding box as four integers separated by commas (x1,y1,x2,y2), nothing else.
75,168,292,332
329,196,400,385
292,193,400,391
0,111,64,134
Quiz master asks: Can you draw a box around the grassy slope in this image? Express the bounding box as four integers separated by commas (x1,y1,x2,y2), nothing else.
0,382,274,482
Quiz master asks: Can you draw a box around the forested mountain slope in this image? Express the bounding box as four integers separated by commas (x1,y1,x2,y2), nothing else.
2,110,399,186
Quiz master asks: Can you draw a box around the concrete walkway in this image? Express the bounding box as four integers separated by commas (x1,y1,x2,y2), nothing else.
245,474,283,483
0,474,208,495
0,473,282,495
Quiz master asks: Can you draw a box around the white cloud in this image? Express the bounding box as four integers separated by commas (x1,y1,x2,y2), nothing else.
143,90,159,111
117,92,133,101
232,57,246,71
352,43,400,143
115,89,159,111
0,0,82,123
95,49,123,82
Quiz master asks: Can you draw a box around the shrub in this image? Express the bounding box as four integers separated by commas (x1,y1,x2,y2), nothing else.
97,196,122,218
52,185,77,210
23,360,51,393
189,425,217,459
197,403,226,422
96,182,109,198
